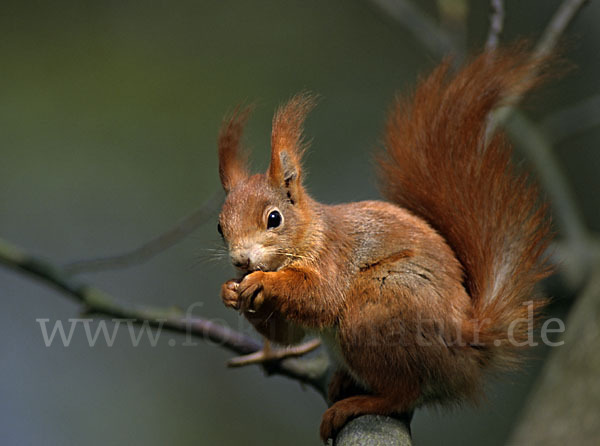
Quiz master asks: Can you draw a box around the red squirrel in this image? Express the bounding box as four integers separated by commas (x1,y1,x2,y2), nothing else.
217,48,552,442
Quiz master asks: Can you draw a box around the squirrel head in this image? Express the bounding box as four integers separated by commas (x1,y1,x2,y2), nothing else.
217,92,318,274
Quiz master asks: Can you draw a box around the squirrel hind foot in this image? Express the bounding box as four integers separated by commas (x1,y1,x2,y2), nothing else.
319,394,415,442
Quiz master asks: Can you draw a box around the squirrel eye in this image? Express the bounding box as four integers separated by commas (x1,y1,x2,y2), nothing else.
267,210,282,229
217,222,223,236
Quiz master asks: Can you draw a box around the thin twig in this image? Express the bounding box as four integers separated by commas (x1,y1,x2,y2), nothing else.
0,237,328,397
485,0,505,51
228,338,322,367
489,0,589,131
64,191,223,275
533,0,589,61
489,0,589,252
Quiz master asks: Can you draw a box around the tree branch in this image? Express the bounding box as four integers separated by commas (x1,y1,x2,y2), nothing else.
485,0,505,51
534,0,589,61
64,191,223,275
509,261,600,444
335,415,412,446
0,237,329,397
489,0,590,132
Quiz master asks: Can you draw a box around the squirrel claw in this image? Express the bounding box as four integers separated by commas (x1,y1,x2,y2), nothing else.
227,338,321,368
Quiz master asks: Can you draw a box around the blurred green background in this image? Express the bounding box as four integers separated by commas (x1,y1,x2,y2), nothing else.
1,0,599,445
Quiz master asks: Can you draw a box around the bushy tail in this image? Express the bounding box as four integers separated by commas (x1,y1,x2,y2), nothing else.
378,48,553,366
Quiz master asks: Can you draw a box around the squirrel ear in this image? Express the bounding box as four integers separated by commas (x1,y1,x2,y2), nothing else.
218,105,253,193
268,92,317,203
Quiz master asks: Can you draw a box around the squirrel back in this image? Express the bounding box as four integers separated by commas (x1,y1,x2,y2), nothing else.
378,48,553,366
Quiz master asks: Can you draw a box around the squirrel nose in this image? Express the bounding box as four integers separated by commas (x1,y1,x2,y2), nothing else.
233,258,250,269
231,252,250,270
231,244,264,271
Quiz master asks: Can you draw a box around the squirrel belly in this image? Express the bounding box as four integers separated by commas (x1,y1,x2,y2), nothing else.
216,47,552,441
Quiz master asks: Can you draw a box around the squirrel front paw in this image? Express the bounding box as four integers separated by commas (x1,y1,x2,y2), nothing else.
238,271,267,313
221,272,269,313
221,279,242,309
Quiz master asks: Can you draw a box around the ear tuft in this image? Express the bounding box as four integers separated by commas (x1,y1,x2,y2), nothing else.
268,91,318,191
279,151,298,185
218,104,253,193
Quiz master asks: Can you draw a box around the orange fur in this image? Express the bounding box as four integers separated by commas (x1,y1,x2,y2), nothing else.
269,91,316,182
218,105,252,193
217,48,553,443
378,48,552,366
